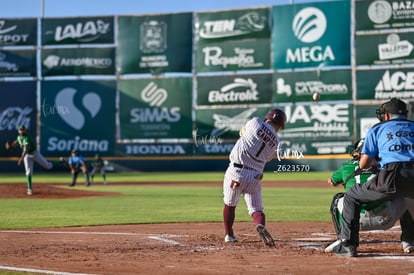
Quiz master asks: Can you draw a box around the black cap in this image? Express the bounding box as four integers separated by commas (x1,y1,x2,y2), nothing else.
18,125,26,131
384,98,407,115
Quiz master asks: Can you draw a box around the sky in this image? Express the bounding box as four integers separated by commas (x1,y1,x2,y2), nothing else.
0,0,321,18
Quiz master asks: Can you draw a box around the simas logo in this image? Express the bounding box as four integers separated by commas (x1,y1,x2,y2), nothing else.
374,70,414,99
140,20,167,53
54,87,101,130
208,78,259,103
199,11,266,39
130,82,180,123
368,0,392,24
53,20,110,42
43,54,112,69
140,82,167,107
211,108,256,136
0,106,32,130
378,34,413,60
287,7,334,64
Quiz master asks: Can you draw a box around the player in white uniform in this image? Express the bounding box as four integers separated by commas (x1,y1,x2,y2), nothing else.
222,108,287,246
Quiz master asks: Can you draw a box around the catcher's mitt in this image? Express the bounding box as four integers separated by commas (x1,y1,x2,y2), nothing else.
5,140,12,151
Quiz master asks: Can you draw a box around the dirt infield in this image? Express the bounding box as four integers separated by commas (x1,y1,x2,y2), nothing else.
1,182,414,275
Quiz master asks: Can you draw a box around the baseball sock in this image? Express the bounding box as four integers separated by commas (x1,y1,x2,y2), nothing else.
71,173,77,186
223,204,236,236
252,211,265,226
26,175,32,190
85,174,90,186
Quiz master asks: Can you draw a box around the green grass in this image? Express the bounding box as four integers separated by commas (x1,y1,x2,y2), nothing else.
0,171,331,183
0,172,336,230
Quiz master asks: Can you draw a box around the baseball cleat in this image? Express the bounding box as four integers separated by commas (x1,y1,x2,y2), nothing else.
27,189,32,196
324,239,341,253
224,234,238,243
402,241,414,253
256,224,275,247
333,242,357,257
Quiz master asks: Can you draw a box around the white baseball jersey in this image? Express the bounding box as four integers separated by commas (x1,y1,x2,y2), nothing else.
229,117,279,172
223,117,280,214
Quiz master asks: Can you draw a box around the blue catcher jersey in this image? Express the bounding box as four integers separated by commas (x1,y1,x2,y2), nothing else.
362,116,414,167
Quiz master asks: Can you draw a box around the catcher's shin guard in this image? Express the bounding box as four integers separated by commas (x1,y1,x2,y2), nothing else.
330,192,345,237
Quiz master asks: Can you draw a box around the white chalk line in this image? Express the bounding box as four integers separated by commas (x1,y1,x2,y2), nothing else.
0,265,100,275
0,229,411,262
0,230,192,275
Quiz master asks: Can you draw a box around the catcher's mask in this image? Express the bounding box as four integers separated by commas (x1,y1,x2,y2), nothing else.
376,98,408,121
376,102,387,122
349,138,365,160
265,108,287,130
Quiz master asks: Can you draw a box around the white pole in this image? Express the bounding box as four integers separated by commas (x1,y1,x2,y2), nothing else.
41,0,44,17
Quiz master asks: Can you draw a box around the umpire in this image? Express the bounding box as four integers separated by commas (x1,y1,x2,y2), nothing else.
334,98,414,257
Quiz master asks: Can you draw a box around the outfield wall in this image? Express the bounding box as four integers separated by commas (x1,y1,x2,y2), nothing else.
1,1,413,172
0,155,349,173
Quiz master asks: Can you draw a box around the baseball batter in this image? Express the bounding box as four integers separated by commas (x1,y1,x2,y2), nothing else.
222,108,286,246
326,138,414,253
5,125,53,195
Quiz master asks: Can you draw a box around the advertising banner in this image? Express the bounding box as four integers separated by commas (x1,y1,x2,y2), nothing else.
40,80,116,157
195,39,270,72
197,73,273,106
195,8,271,72
119,77,192,139
277,103,353,154
0,49,36,77
273,69,352,102
355,0,414,31
0,81,36,156
118,142,194,157
41,47,115,76
272,1,351,69
118,13,192,74
195,107,266,140
356,68,414,100
356,32,414,66
355,104,381,140
42,16,114,45
195,8,270,42
0,18,37,46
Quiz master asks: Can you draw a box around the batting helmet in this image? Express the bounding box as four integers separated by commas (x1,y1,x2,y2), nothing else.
265,108,287,130
350,138,364,160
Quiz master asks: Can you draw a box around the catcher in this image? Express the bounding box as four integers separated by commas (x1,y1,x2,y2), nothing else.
5,125,53,195
326,138,414,253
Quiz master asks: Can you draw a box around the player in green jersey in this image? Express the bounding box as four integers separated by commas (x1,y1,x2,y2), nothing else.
5,125,53,195
90,153,107,185
325,138,414,253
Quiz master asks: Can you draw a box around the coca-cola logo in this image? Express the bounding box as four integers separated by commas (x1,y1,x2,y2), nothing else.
0,106,32,130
